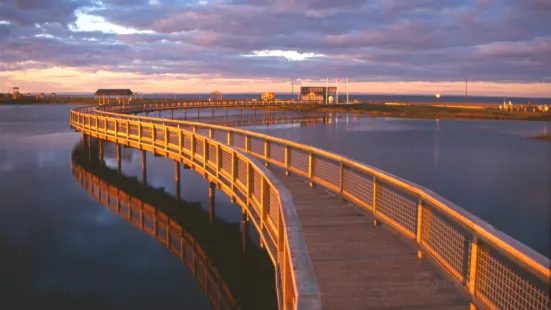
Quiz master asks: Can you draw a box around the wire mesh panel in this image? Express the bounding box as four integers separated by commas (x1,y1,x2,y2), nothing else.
168,130,179,146
236,158,247,191
232,133,246,150
197,127,209,137
155,127,164,143
421,206,467,282
342,167,373,209
475,247,550,310
251,170,261,215
183,135,192,153
195,139,205,157
375,182,417,236
268,142,285,165
289,148,309,174
312,155,340,189
128,123,139,137
207,144,217,165
213,130,227,144
268,187,280,235
220,150,232,177
250,137,264,156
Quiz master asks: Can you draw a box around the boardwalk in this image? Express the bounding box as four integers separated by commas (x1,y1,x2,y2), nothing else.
269,168,470,310
71,101,550,310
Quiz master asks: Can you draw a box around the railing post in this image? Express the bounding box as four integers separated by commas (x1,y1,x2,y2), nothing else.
264,140,269,166
203,138,208,171
227,131,232,146
231,151,236,198
138,122,142,144
178,129,182,156
416,198,424,259
164,126,168,153
284,146,290,176
339,162,345,196
261,178,269,229
372,176,379,225
216,144,221,179
467,235,479,296
208,128,213,139
245,135,250,152
246,162,252,206
152,124,155,145
308,152,314,187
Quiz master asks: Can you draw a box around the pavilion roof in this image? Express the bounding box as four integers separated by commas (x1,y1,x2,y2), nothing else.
95,89,133,96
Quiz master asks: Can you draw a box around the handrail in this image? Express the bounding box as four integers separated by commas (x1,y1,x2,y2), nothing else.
70,104,321,310
87,100,550,310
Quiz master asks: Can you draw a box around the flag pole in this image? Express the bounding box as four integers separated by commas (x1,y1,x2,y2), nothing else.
346,78,349,103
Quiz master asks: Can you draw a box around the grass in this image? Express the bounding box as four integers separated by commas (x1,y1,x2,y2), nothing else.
529,134,551,140
260,103,551,122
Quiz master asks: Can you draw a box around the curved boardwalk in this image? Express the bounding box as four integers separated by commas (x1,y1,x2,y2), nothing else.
269,168,470,309
71,101,550,310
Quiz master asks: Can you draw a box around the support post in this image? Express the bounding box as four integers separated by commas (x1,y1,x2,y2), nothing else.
308,152,314,187
241,210,248,254
416,199,424,258
175,161,181,199
141,150,147,186
209,182,215,223
116,143,121,175
284,146,290,176
98,139,103,167
372,176,379,225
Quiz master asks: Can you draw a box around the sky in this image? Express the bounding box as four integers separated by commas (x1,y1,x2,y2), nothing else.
0,0,550,97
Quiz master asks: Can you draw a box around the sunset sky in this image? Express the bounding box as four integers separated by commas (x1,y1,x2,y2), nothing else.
1,0,550,97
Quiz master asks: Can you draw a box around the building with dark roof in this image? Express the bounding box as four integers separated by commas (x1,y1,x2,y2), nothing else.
300,86,337,104
94,89,134,105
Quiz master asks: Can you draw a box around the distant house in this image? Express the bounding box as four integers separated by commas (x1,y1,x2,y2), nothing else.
300,86,337,104
95,89,134,105
209,91,223,101
37,93,45,99
49,92,56,99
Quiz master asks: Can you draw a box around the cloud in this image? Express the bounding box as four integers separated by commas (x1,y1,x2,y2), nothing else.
0,0,550,92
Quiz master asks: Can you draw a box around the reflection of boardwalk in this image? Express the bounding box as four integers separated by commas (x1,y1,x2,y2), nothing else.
72,162,239,310
268,168,469,309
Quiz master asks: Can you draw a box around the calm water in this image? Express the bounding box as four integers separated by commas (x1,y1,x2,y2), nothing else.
228,111,550,258
0,105,276,309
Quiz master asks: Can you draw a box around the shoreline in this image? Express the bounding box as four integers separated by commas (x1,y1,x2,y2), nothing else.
258,103,551,122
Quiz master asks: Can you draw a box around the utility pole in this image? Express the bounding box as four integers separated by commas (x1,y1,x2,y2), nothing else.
346,78,349,103
336,78,339,104
291,79,294,101
325,77,329,104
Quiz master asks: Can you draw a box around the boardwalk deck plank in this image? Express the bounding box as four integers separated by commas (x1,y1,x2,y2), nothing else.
268,168,471,310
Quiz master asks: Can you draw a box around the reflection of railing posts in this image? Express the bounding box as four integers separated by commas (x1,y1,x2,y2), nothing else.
71,163,239,310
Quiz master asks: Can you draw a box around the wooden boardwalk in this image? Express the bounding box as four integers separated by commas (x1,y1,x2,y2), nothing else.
268,168,471,310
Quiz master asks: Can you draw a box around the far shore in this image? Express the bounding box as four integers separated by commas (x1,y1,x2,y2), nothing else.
256,103,551,122
2,98,550,122
529,134,551,140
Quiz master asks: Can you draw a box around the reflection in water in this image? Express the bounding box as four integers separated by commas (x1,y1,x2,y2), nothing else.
71,141,277,310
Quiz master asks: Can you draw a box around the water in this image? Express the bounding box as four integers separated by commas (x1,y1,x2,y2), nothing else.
233,111,550,259
0,105,277,309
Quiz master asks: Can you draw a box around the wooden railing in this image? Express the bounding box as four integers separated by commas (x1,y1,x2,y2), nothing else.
70,104,322,310
87,100,551,310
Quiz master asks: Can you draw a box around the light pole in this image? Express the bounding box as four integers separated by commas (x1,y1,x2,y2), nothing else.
346,78,349,104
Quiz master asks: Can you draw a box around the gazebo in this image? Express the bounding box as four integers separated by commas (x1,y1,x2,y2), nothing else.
95,89,134,105
209,91,223,101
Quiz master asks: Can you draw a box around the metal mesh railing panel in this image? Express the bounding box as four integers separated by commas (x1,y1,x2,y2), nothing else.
421,207,466,281
183,135,192,152
213,130,227,144
343,167,373,208
269,187,280,230
195,139,205,157
250,137,264,156
221,151,232,176
375,182,417,235
253,170,262,204
207,144,217,165
232,134,245,150
312,155,340,188
268,142,285,165
475,248,550,310
289,148,308,174
236,158,247,190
